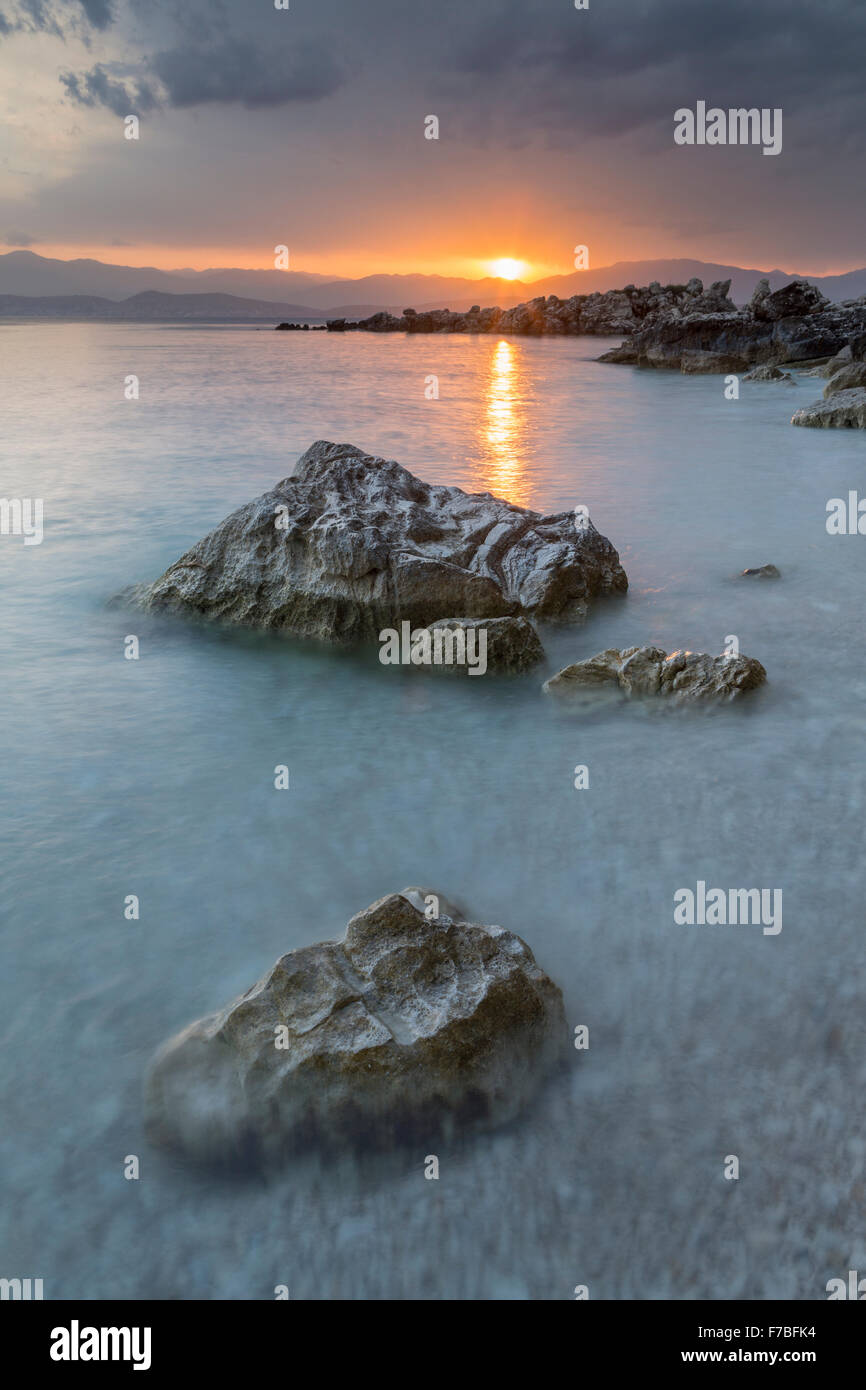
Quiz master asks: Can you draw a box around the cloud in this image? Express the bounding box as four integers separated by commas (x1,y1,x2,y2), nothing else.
60,63,158,116
79,0,113,28
3,229,37,245
447,0,866,140
151,36,344,108
60,20,346,115
0,0,114,39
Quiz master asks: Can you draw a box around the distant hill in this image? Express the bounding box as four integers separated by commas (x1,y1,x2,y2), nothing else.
0,251,329,302
2,252,865,320
0,290,323,321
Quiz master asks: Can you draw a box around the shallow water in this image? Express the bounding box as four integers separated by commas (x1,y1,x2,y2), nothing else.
2,323,865,1299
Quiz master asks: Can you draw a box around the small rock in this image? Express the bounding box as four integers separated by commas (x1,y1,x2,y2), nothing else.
740,565,781,579
743,364,793,382
422,616,545,674
144,890,568,1165
543,645,767,707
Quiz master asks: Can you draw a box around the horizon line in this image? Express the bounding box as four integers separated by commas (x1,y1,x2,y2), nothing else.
2,248,866,283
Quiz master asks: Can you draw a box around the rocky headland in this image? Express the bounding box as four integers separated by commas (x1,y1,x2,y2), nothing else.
326,277,738,337
598,278,866,376
144,888,568,1165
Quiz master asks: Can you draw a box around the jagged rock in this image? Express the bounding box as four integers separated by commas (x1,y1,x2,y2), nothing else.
144,889,568,1164
124,441,627,640
823,362,866,397
599,279,866,371
749,278,771,314
422,616,545,674
543,645,767,706
817,344,853,376
753,280,829,322
740,565,781,579
792,389,866,428
743,364,793,382
326,278,743,339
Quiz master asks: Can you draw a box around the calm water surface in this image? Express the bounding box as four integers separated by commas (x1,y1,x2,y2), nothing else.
1,323,865,1298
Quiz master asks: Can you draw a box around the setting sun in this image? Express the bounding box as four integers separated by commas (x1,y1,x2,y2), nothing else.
489,258,527,281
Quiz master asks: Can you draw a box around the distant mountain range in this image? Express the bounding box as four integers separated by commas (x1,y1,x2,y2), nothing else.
1,251,865,321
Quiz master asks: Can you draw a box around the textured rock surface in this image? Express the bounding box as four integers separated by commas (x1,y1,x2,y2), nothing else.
743,364,793,382
792,388,866,429
823,362,866,396
144,889,568,1164
327,279,738,338
126,441,627,638
543,645,767,706
423,616,545,673
599,279,866,371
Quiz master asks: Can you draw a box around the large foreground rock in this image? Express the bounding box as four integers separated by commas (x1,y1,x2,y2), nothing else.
144,890,568,1164
792,389,866,429
126,441,627,638
543,645,767,707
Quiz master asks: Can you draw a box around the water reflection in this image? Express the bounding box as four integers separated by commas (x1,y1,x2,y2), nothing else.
478,339,530,506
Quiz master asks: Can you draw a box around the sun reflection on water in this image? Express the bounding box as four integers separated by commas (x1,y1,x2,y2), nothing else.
478,338,530,507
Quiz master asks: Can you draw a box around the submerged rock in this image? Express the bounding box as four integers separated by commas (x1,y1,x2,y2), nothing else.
743,365,793,382
144,889,568,1164
422,616,545,674
125,440,627,640
740,565,781,579
792,389,866,429
543,645,767,707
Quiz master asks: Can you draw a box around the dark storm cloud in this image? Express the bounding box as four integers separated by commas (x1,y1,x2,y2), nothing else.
450,0,866,136
151,36,344,109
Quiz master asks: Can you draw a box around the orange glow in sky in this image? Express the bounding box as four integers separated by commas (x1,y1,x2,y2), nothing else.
487,258,529,281
23,241,559,282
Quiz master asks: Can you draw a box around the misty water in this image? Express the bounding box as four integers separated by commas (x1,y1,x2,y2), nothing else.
2,322,865,1299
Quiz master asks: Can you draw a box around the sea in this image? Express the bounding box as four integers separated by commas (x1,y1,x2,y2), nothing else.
1,321,864,1299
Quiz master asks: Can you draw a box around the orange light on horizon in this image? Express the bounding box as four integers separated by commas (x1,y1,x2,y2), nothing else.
488,258,528,281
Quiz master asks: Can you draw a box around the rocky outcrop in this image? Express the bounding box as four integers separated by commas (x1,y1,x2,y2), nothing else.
422,616,545,673
599,279,866,372
326,279,738,338
823,362,866,396
144,889,568,1164
743,364,793,382
791,388,866,429
543,645,767,707
124,441,627,639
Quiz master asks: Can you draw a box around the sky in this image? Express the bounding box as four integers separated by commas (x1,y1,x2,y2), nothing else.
0,0,863,280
